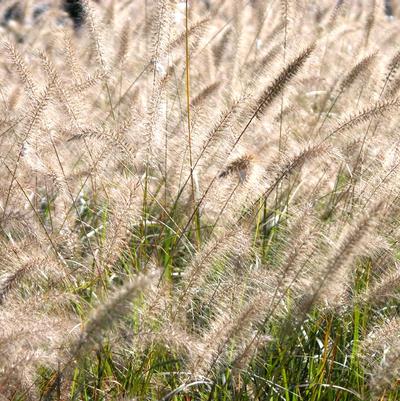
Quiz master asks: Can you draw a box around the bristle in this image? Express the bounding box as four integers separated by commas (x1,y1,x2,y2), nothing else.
218,153,254,181
338,51,377,93
251,43,315,121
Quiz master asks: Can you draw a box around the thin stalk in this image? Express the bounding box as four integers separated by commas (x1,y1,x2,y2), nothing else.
185,0,201,247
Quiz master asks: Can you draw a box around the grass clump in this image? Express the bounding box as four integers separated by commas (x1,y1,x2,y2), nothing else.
1,1,400,400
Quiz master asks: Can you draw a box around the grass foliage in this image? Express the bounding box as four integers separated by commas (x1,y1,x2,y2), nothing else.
1,0,400,400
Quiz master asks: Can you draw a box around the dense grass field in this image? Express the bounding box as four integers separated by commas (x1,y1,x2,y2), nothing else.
1,0,400,400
